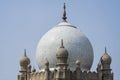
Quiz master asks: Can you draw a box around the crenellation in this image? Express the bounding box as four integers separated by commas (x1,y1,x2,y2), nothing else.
18,44,114,80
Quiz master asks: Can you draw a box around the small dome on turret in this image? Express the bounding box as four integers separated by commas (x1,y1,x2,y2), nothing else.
20,49,30,66
56,40,68,58
101,48,111,64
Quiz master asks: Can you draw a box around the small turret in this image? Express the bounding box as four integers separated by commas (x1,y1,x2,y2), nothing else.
101,47,111,69
19,49,30,71
18,49,31,80
55,39,70,80
45,58,49,70
74,60,82,80
100,47,113,80
44,59,50,80
75,60,81,70
20,49,30,71
56,39,68,68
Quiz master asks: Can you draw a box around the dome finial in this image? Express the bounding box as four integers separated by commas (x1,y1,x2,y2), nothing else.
24,49,26,57
105,47,107,53
45,58,49,66
60,39,64,48
62,3,67,22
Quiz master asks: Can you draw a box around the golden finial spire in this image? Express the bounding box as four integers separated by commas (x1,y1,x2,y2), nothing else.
62,3,67,22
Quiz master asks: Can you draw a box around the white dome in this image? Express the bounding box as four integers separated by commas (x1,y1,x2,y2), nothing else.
36,22,94,70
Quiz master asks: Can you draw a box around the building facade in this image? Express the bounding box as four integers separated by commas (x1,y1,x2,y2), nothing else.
17,4,113,80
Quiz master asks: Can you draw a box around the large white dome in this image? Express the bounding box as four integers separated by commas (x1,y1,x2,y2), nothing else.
36,22,94,70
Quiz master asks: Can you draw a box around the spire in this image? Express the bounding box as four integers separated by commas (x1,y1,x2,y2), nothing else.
60,39,64,48
45,58,49,66
45,58,49,71
105,47,107,53
24,49,27,57
62,3,67,22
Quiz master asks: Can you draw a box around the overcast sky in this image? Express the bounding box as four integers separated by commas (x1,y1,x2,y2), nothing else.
0,0,120,80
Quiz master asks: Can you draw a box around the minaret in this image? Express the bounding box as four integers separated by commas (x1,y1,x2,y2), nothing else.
55,39,70,80
56,39,68,69
74,60,82,80
18,49,31,80
100,47,113,80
